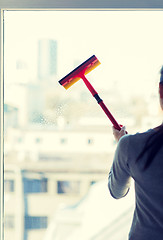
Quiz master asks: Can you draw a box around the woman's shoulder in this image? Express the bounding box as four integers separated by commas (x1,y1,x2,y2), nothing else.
130,125,163,140
119,128,155,146
117,125,163,150
132,128,155,138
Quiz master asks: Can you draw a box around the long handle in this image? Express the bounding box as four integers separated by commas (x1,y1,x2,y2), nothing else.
98,101,121,130
81,75,121,131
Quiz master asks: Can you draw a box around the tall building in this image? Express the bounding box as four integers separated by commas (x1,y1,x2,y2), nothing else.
38,39,57,80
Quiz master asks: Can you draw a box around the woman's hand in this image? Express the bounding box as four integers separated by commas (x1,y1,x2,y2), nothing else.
112,125,127,142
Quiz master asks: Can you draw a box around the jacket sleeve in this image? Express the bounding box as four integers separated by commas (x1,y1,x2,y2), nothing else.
108,135,131,199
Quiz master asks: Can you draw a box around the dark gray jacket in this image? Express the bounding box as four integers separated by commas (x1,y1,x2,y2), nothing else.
108,129,163,240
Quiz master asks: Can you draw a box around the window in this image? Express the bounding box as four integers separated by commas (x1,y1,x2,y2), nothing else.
24,216,48,229
23,178,48,193
57,181,80,194
2,9,163,240
90,181,96,186
60,138,67,145
35,137,42,143
87,138,94,145
4,180,14,193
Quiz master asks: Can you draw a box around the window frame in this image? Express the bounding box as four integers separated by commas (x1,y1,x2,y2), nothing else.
0,1,162,239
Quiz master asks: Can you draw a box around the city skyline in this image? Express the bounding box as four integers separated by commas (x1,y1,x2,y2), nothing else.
4,10,163,98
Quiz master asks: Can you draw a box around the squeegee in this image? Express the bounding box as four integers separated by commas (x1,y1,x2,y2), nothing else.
58,55,121,131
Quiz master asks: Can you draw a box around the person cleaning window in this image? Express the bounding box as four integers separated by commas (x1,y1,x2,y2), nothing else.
108,66,163,240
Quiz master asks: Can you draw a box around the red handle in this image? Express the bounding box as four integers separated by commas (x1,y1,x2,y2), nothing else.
80,74,121,131
99,101,121,130
80,74,97,96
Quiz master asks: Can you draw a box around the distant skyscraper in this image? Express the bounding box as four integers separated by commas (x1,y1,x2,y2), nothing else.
38,39,57,79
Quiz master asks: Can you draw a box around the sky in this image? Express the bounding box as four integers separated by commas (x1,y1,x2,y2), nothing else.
4,10,163,98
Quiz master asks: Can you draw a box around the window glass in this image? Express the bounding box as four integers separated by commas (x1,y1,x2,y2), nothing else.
4,180,14,193
23,177,48,193
57,180,80,194
25,216,48,230
4,10,163,240
87,138,94,145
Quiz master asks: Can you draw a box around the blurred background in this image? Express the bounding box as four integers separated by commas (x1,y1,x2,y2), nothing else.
3,10,163,240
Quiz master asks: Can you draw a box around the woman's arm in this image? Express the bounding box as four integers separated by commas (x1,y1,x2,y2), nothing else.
108,130,131,199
